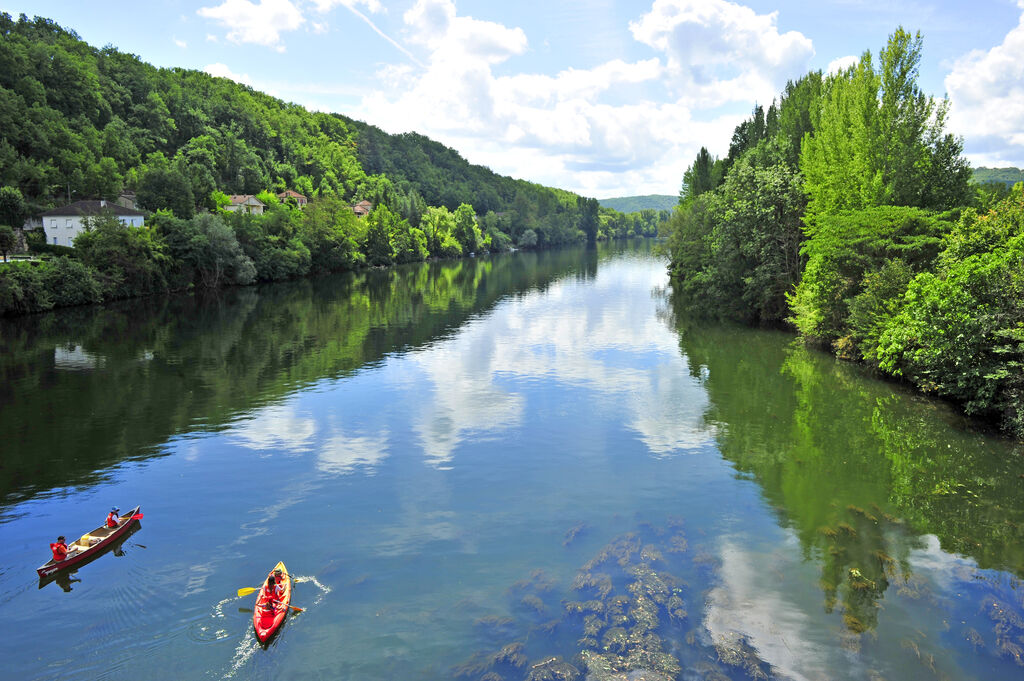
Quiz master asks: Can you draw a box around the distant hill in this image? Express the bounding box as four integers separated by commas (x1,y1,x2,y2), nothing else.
599,195,677,213
973,167,1022,186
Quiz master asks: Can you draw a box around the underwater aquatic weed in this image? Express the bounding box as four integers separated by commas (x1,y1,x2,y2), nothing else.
520,595,546,614
494,642,527,668
837,522,858,537
844,612,868,633
563,522,588,547
819,526,839,539
571,571,612,599
525,656,580,681
963,627,985,649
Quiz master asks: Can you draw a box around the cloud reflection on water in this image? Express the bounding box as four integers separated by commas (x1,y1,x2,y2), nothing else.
318,429,391,476
411,260,714,466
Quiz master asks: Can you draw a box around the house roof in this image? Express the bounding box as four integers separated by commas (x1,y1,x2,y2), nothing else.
41,200,146,217
277,190,307,199
228,194,266,206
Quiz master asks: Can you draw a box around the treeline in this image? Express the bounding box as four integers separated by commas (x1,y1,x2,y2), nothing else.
0,14,660,227
665,28,1024,438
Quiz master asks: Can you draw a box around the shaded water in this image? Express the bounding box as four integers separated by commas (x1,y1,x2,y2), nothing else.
1,242,1022,681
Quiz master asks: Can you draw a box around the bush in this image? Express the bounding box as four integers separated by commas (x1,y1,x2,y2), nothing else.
0,261,52,315
40,256,104,307
876,188,1024,435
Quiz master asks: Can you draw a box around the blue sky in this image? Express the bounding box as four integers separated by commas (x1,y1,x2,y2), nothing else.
3,0,1023,197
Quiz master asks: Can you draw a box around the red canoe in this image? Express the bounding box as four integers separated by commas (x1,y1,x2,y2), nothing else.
253,561,292,643
37,506,142,578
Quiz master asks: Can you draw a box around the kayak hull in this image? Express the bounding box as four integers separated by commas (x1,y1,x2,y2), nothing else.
253,561,292,643
36,506,142,578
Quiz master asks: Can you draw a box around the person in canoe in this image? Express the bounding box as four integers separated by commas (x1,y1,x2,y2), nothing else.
105,507,120,528
50,535,75,562
262,575,283,612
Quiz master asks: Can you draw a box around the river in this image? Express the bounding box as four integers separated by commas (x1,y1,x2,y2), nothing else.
1,241,1022,681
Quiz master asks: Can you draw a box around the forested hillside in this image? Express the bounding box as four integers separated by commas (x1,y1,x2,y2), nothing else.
0,12,664,317
598,195,677,213
665,27,1024,438
973,167,1022,186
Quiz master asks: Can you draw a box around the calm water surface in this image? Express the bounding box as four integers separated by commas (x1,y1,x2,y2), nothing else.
1,242,1023,681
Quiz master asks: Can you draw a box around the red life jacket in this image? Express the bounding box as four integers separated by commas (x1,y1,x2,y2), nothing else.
50,542,69,561
263,584,280,608
106,513,119,528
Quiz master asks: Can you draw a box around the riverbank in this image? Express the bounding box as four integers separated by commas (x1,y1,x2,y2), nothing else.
0,195,661,319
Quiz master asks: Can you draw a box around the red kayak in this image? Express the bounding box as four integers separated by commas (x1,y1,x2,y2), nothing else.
37,506,142,578
253,561,292,643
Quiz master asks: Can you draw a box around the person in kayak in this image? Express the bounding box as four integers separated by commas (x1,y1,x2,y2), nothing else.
50,535,73,562
105,507,120,528
262,575,284,612
273,568,285,587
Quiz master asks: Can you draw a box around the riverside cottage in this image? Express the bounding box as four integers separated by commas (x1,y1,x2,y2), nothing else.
41,200,146,248
224,195,266,215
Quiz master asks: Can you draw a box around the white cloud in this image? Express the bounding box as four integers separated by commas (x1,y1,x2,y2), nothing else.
946,7,1024,167
311,0,382,13
826,55,858,75
629,0,814,101
173,37,188,49
197,0,305,52
354,0,813,196
204,62,254,86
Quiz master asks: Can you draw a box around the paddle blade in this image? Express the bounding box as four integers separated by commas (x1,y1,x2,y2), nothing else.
237,587,259,597
131,513,144,520
288,605,304,612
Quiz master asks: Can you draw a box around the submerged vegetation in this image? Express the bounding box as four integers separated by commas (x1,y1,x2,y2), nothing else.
664,27,1024,437
453,515,1024,681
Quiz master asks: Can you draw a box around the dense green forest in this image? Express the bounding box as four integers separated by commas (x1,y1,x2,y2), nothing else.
665,27,1024,438
0,13,663,316
598,194,677,213
973,166,1022,186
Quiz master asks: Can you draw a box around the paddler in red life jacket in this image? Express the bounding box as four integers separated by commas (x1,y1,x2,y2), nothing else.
262,575,282,612
50,535,72,562
106,507,120,528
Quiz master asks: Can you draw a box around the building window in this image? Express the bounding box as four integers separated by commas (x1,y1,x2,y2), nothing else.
53,236,58,245
65,218,72,229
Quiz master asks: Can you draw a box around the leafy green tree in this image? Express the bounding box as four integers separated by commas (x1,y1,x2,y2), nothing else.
85,156,123,200
680,147,723,202
136,156,195,219
801,28,970,229
577,196,600,243
361,204,397,266
452,203,482,254
0,186,29,228
0,225,15,261
298,198,364,273
420,206,462,258
788,206,951,346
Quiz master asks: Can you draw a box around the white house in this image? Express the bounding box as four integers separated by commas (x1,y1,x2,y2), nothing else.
41,200,147,248
224,195,266,215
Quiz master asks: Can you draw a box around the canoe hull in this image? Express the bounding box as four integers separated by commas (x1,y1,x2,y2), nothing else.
253,560,292,643
36,506,142,578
